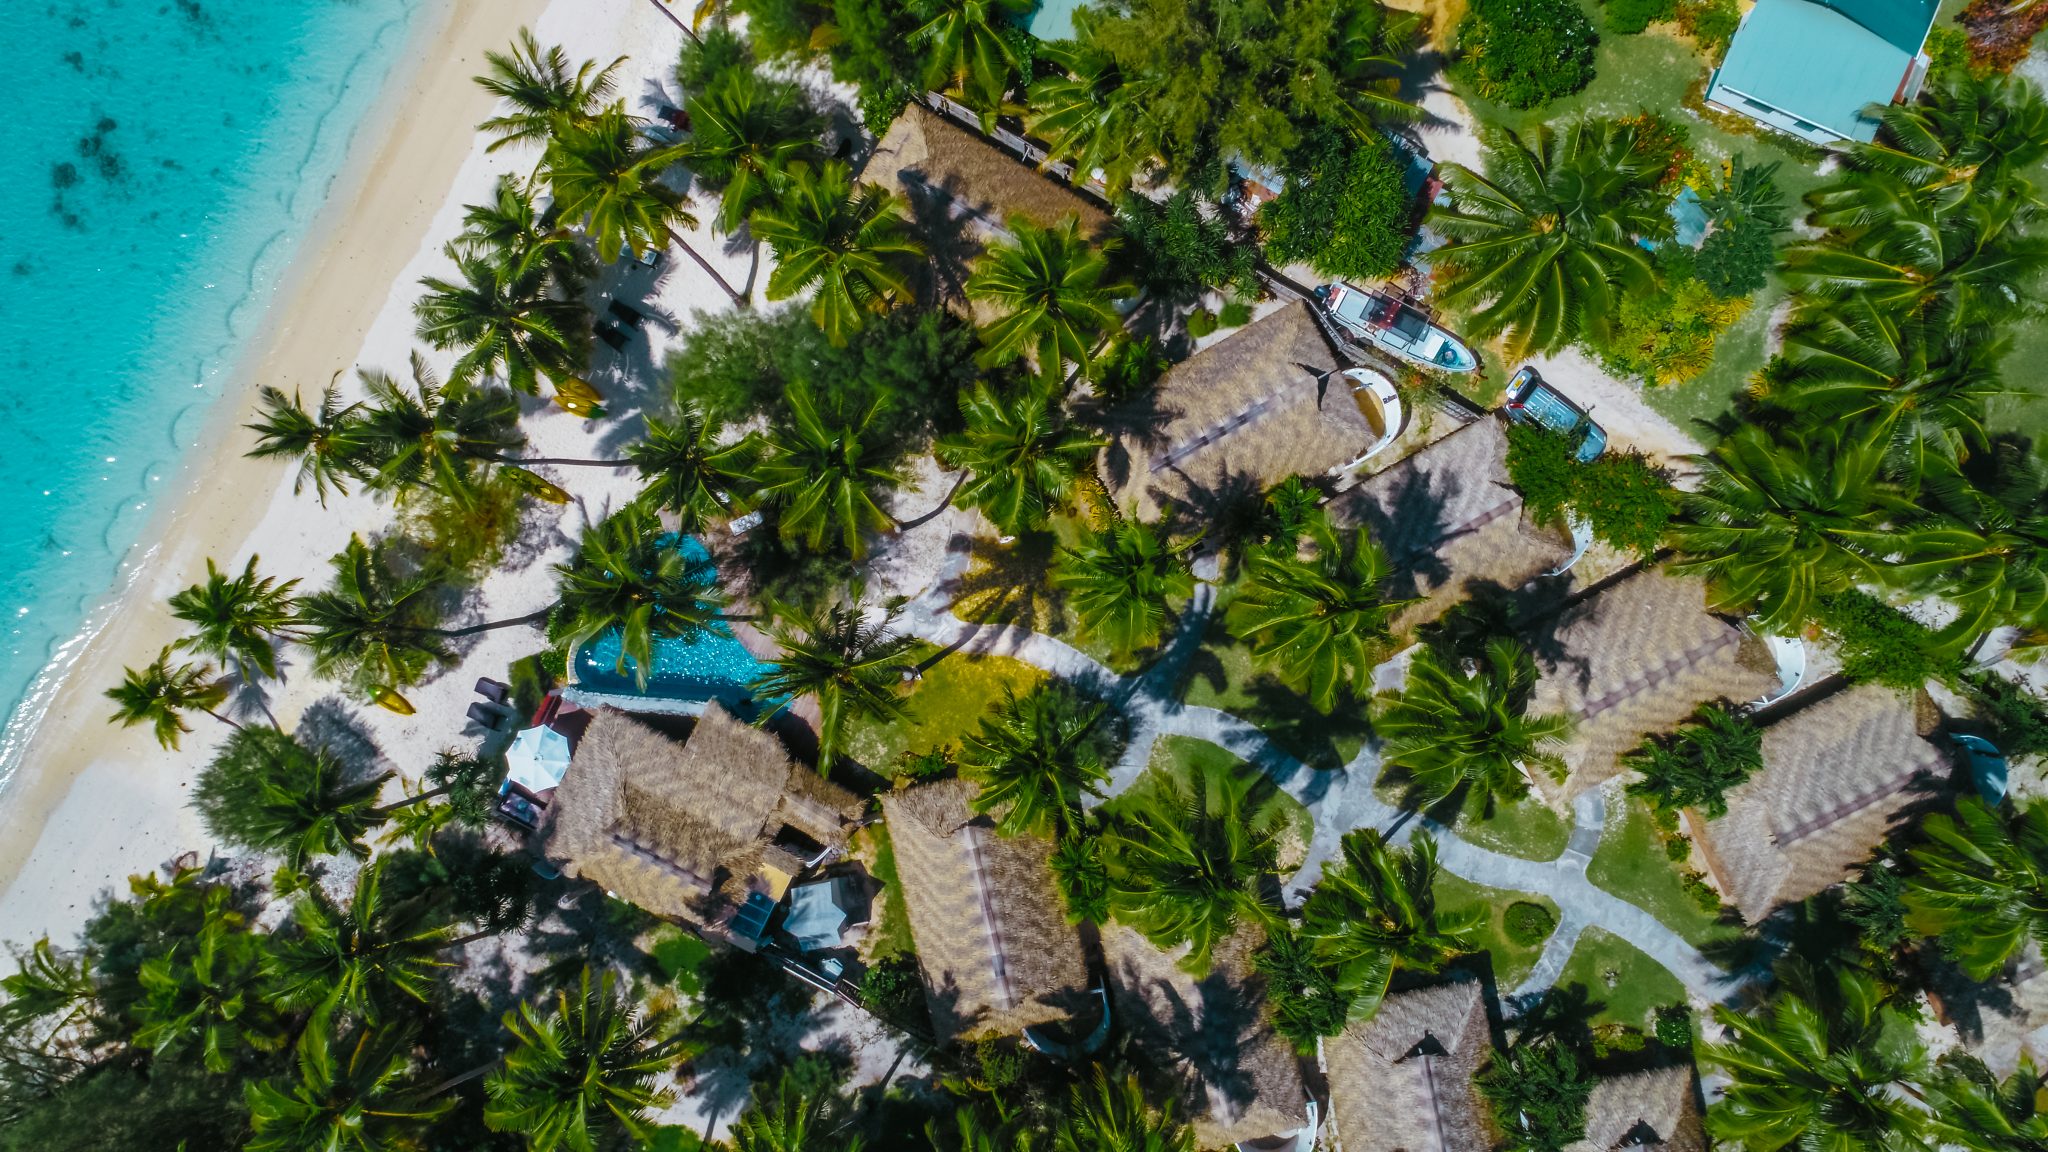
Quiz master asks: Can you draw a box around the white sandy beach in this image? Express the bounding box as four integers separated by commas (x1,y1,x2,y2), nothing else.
0,0,762,944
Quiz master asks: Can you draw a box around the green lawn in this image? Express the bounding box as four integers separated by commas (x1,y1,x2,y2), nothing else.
1146,733,1250,781
840,649,1046,772
1554,927,1688,1030
1178,616,1372,770
1449,791,1572,862
856,822,916,963
947,517,1168,676
1435,871,1559,988
1586,797,1744,951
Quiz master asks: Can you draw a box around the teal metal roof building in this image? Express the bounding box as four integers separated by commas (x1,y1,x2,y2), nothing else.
1704,0,1938,145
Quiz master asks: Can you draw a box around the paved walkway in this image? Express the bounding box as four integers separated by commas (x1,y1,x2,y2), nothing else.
901,536,1741,1004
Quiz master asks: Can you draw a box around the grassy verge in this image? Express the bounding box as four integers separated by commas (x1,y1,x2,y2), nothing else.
841,649,1046,772
1450,791,1571,862
1434,871,1559,989
1554,927,1687,1030
856,822,916,963
1586,797,1743,951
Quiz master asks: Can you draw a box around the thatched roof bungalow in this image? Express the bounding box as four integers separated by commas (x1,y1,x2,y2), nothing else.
1566,1066,1705,1152
1525,568,1779,804
1101,922,1314,1148
864,103,1108,241
878,778,1096,1044
537,705,863,941
1327,415,1572,635
1324,975,1495,1152
1692,684,1946,922
1102,302,1381,522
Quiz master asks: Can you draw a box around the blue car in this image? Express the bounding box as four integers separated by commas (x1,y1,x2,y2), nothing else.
1505,367,1607,462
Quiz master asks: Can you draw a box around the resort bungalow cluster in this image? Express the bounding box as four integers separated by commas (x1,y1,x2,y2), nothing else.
455,99,2020,1152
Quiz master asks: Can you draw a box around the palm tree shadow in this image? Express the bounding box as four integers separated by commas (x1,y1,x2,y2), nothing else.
946,530,1075,640
295,696,387,777
1238,671,1375,772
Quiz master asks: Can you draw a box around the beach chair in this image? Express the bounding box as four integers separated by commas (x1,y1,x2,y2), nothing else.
466,701,505,731
473,676,510,705
607,299,645,328
594,320,630,352
658,104,690,131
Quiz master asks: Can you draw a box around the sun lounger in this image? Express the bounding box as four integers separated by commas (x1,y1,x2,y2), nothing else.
473,676,510,704
466,701,505,731
607,300,645,328
594,320,629,352
634,248,663,269
658,104,690,131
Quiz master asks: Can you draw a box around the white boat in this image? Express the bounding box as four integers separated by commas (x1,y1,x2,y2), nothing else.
1318,282,1479,373
1342,367,1404,467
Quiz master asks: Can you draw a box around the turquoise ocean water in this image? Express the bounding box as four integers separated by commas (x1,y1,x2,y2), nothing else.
0,0,438,783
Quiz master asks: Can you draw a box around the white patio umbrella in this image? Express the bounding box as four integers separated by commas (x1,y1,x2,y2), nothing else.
505,725,572,793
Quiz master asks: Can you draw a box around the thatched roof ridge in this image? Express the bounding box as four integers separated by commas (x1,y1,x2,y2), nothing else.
1328,415,1572,634
1695,684,1946,921
880,782,1091,1043
539,705,853,927
1526,567,1779,803
1567,1066,1704,1152
1102,302,1374,521
863,103,1108,239
1101,922,1311,1147
1325,975,1495,1152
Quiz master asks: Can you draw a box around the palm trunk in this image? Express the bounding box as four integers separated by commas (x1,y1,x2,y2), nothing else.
641,0,702,42
428,607,555,638
199,708,243,731
370,784,451,820
441,926,498,950
664,225,746,308
894,471,969,531
491,454,631,468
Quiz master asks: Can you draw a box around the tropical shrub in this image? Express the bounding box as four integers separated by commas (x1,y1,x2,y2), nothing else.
1962,671,2048,758
1114,189,1257,303
1596,264,1751,387
1453,0,1599,109
1812,590,1957,689
1504,423,1579,527
1605,0,1675,34
1261,128,1413,280
1696,155,1788,297
1678,0,1741,58
1623,703,1763,818
676,25,754,94
1090,335,1168,398
1187,308,1219,339
1050,833,1111,924
1505,901,1558,946
1654,1004,1694,1048
1478,1038,1594,1152
1504,425,1679,557
1254,927,1352,1051
1219,299,1254,327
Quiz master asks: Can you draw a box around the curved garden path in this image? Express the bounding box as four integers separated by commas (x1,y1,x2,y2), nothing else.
902,536,1743,1005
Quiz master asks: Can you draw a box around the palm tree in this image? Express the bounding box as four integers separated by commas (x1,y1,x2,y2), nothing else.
1771,298,2012,472
474,28,626,153
1300,829,1483,1017
935,381,1107,536
132,885,283,1073
1227,516,1414,714
246,383,370,504
1784,185,2048,332
354,354,526,503
1702,963,1929,1152
414,243,590,395
1925,1053,2048,1152
548,504,733,687
483,968,681,1152
262,862,464,1022
1426,121,1669,358
1057,1066,1193,1152
106,648,234,748
752,381,902,558
1053,515,1197,656
750,595,917,773
928,1104,1025,1152
677,71,821,235
0,938,97,1037
1895,454,2048,651
752,161,924,345
168,556,300,682
730,1067,863,1152
1900,796,2048,979
544,105,745,305
1376,638,1570,812
909,0,1032,127
295,536,451,710
1025,38,1161,197
627,402,758,530
1668,423,1913,635
1102,756,1305,974
1850,71,2048,212
966,217,1128,383
456,175,591,290
189,726,393,865
959,684,1115,838
244,1010,451,1152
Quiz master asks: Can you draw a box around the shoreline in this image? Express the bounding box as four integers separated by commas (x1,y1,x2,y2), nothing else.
0,0,551,935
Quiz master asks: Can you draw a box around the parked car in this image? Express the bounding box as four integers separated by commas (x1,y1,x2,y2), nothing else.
1504,366,1606,462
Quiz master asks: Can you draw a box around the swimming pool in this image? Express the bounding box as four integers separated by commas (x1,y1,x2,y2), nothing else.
571,536,769,705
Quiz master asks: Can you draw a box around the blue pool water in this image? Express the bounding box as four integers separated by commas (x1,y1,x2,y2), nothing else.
0,0,438,780
573,537,770,704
